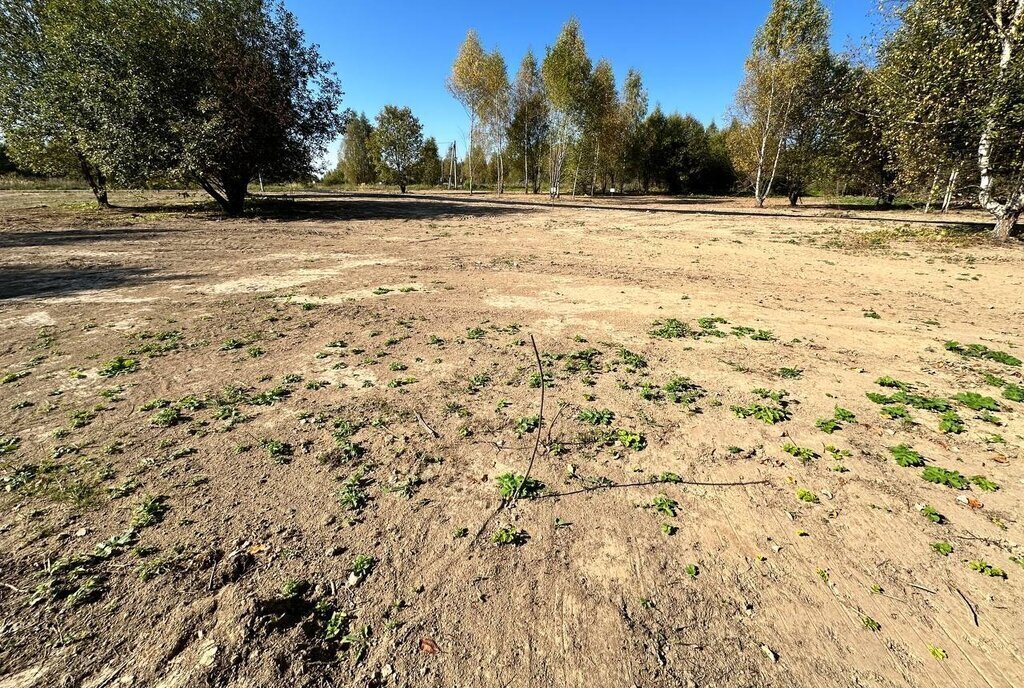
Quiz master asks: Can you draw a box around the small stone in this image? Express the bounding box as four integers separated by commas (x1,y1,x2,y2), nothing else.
75,528,87,537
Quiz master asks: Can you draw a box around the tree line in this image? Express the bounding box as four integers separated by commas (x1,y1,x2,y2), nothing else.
2,0,1022,237
420,3,1023,237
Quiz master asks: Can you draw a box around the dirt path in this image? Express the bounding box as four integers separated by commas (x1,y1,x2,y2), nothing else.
1,190,1022,687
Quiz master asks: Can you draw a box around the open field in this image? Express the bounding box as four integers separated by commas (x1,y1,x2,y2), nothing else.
1,189,1023,688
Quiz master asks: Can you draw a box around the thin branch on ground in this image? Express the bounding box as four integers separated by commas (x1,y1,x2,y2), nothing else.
510,334,545,505
535,476,770,500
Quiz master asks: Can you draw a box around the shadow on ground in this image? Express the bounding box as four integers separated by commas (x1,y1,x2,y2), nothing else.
0,226,180,249
241,193,532,222
0,264,184,299
276,190,998,232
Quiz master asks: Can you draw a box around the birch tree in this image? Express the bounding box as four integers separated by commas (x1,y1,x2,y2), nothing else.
541,18,592,197
509,50,549,194
480,50,510,193
447,30,488,193
733,0,830,206
586,60,622,194
877,0,1024,238
620,69,649,191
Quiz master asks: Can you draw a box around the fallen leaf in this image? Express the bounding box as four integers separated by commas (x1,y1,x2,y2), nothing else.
419,636,440,654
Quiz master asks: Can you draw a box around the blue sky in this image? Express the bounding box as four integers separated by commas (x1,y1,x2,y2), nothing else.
287,1,880,168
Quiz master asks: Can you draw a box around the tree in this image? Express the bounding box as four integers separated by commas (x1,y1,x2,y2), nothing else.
419,136,442,185
480,50,511,192
508,49,549,194
174,0,343,214
341,112,377,185
733,0,831,206
0,0,161,206
586,59,621,194
542,18,592,197
370,105,423,193
447,30,488,193
818,60,895,204
875,0,1024,238
620,69,649,191
0,0,343,215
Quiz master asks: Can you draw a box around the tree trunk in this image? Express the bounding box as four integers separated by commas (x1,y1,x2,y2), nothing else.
224,178,247,216
468,116,475,194
77,153,110,208
788,191,799,206
977,1,1024,239
993,209,1021,240
524,116,530,194
941,166,959,213
201,176,248,216
924,167,941,213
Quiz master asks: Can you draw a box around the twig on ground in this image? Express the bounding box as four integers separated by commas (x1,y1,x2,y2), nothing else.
952,585,979,626
536,476,770,500
415,411,439,438
908,582,937,594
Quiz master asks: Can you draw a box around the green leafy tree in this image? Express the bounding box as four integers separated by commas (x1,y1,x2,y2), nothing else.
732,0,831,206
818,60,896,204
341,111,377,185
447,30,488,193
875,0,1024,238
585,59,622,194
419,136,442,185
480,50,511,192
173,0,343,214
0,0,169,205
508,49,549,194
619,69,649,191
0,0,343,215
370,105,423,193
541,18,592,197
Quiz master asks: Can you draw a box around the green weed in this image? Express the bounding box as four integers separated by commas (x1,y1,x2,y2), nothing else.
495,473,544,499
578,408,614,426
970,475,998,492
938,410,965,434
649,319,693,339
132,495,169,528
491,526,527,546
651,494,678,517
967,560,1006,578
796,488,819,503
514,415,540,435
889,444,924,467
783,443,817,462
921,466,969,489
98,357,138,377
944,341,1020,367
953,392,999,411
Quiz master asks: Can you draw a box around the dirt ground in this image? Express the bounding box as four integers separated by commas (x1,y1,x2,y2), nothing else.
1,189,1023,688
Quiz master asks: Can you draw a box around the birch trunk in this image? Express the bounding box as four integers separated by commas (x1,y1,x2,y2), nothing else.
977,0,1024,238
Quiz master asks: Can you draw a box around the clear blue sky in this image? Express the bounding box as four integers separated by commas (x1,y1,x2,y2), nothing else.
287,0,880,168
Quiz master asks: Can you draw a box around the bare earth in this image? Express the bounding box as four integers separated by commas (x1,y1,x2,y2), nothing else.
1,189,1022,688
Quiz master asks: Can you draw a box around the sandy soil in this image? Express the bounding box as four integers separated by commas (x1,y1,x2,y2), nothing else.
1,189,1023,688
